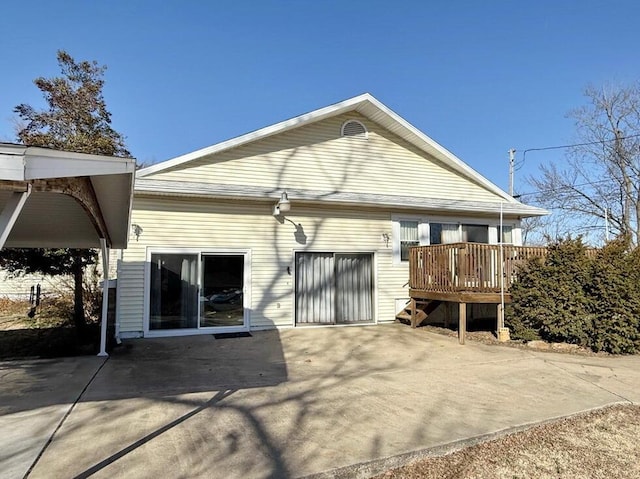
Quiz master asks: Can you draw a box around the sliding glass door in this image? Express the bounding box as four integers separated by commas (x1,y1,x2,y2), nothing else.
149,251,247,332
296,252,373,325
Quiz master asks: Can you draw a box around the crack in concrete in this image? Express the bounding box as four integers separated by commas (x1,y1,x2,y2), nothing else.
539,357,633,404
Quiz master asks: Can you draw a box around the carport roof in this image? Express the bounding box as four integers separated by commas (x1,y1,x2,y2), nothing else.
0,143,136,249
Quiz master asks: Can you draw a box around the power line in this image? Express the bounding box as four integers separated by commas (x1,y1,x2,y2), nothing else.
514,173,640,199
510,133,640,197
515,133,640,169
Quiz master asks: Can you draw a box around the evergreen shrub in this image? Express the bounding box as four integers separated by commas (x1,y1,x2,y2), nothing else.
506,237,640,354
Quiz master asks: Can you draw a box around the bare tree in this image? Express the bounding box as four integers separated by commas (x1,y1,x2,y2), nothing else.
529,83,640,245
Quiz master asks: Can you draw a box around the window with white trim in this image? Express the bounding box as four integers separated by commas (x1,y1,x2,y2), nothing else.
499,225,513,244
461,224,489,243
392,216,518,265
399,220,419,261
429,223,459,244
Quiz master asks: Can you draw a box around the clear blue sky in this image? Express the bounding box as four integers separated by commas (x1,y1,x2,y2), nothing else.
2,1,639,194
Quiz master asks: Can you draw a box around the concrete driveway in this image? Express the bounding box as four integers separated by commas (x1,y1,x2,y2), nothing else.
2,324,640,479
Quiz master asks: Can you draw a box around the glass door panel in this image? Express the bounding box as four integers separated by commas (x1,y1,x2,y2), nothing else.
149,253,199,330
200,255,245,328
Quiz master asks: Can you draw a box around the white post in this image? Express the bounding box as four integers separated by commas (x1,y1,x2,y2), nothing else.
98,238,110,357
499,203,505,330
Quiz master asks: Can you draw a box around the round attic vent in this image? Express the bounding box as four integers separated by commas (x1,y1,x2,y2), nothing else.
341,120,368,139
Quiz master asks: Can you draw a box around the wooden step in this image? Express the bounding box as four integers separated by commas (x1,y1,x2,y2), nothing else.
395,309,427,323
395,300,442,328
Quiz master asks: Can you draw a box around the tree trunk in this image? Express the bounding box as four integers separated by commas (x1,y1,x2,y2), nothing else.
72,250,86,332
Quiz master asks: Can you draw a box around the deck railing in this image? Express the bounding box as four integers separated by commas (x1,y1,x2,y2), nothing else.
409,243,547,294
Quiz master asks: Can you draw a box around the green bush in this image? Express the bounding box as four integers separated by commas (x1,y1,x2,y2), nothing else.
587,239,640,353
506,237,640,354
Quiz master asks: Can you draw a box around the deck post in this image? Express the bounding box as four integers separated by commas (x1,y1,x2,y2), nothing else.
458,302,466,345
410,298,417,328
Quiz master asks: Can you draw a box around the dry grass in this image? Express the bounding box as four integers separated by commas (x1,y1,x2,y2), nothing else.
0,297,100,359
375,404,640,479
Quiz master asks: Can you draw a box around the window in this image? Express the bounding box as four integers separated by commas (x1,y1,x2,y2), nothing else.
500,225,513,244
393,217,518,265
461,224,489,243
430,223,459,244
399,221,419,261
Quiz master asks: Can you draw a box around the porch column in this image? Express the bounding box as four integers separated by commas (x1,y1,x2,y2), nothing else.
0,185,31,249
458,302,466,345
98,238,109,357
497,303,504,330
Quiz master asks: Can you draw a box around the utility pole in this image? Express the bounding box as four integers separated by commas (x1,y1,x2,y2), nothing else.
508,148,516,196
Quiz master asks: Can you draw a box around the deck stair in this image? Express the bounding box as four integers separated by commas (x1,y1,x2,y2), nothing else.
395,300,442,328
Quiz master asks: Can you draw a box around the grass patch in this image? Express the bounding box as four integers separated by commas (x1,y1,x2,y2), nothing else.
375,404,640,479
0,297,103,359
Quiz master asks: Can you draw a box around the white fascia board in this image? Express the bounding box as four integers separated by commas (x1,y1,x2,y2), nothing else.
0,145,136,181
137,94,375,177
0,156,27,181
23,149,136,180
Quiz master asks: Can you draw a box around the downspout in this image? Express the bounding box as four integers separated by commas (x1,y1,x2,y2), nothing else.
114,253,123,344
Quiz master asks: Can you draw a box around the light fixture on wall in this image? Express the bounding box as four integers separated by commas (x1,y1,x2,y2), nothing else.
131,223,143,241
381,233,390,247
273,191,291,216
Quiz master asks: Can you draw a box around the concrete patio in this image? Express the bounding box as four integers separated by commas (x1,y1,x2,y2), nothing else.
2,323,640,479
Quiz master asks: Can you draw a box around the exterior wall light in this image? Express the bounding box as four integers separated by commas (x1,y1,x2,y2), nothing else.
273,191,291,216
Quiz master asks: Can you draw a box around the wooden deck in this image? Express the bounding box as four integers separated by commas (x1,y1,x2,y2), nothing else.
405,243,546,343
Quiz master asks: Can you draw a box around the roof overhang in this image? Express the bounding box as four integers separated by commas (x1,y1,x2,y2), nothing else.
0,143,136,249
135,178,549,217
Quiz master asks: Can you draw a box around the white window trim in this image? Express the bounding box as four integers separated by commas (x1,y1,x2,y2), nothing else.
143,247,252,338
392,215,521,266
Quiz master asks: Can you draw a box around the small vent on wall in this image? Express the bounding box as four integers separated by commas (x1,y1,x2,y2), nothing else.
341,120,368,139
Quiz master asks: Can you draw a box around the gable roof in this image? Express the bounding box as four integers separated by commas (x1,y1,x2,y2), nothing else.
137,93,517,203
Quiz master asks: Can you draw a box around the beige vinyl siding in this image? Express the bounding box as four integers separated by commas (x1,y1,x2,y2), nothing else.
145,112,502,203
118,196,410,334
116,260,145,333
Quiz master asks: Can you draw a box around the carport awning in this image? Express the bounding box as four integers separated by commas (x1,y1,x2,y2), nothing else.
0,143,136,249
